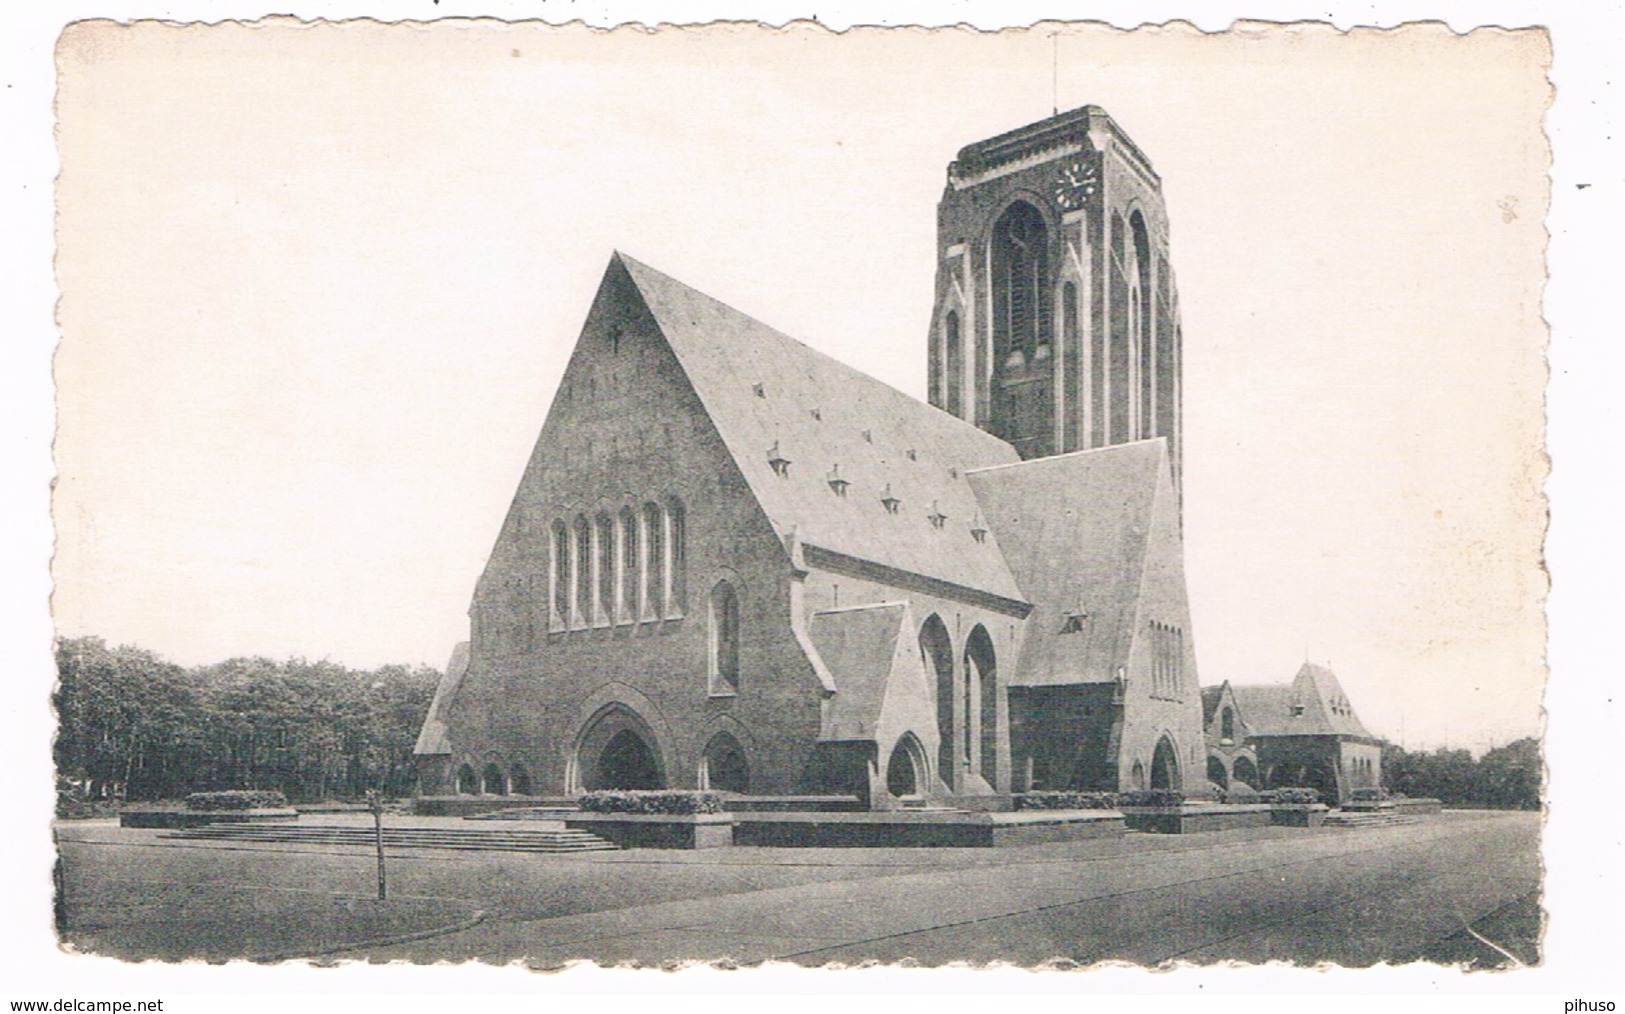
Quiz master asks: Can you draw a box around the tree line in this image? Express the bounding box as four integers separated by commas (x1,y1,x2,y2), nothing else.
54,636,439,803
1382,737,1541,810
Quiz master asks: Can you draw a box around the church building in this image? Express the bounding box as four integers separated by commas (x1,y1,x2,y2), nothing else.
415,106,1207,808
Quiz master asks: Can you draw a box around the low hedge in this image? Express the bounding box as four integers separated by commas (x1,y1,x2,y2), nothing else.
577,790,725,815
185,790,288,811
1262,787,1321,805
1349,787,1389,803
1015,791,1121,811
1019,789,1189,809
1118,789,1186,808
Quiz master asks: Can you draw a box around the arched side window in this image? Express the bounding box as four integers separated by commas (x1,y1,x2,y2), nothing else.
1220,706,1235,742
666,497,686,616
642,502,665,620
616,506,636,625
551,520,570,630
571,516,591,627
944,309,964,417
709,580,740,695
595,512,614,626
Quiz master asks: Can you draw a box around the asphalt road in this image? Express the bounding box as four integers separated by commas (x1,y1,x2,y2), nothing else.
56,810,1539,967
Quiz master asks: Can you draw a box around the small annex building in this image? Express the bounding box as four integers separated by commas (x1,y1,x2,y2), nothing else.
414,105,1215,809
1209,663,1384,804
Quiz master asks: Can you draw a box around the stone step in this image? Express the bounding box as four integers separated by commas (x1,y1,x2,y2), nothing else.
1323,811,1419,829
160,823,619,853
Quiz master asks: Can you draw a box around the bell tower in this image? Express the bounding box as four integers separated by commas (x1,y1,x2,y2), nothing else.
927,105,1184,502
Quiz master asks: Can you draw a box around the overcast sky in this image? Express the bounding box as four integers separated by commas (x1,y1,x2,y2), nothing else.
51,20,1549,752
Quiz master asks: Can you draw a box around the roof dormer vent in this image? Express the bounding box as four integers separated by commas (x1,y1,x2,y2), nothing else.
927,500,947,529
826,465,850,497
879,483,901,515
767,441,792,478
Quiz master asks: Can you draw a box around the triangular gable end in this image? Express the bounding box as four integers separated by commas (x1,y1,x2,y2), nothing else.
1125,439,1200,696
478,254,791,596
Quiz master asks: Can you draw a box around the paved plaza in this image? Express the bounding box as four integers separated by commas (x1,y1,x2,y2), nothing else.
55,810,1540,967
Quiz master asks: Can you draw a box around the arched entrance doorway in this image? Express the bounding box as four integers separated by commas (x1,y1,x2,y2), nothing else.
1207,756,1229,790
964,625,998,785
919,615,956,789
1150,735,1180,790
456,764,478,795
886,734,926,799
598,729,661,790
510,765,533,796
573,703,667,791
700,732,749,794
1233,756,1259,790
481,763,507,795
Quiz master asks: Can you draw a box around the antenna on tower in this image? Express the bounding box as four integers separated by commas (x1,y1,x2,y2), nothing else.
1051,33,1060,116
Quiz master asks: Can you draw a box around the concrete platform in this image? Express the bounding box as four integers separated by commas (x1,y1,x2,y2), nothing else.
733,808,1125,847
54,810,1539,965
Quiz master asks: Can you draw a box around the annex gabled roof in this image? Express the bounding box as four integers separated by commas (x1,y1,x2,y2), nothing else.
616,254,1026,603
1230,663,1376,740
808,602,909,742
965,439,1169,686
413,641,470,756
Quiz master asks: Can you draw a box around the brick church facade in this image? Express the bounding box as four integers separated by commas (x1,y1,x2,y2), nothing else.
415,106,1211,808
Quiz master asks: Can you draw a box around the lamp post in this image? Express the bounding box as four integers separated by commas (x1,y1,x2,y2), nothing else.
365,788,386,901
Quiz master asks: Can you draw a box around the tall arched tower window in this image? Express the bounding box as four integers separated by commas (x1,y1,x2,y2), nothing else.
709,581,740,695
944,310,964,418
1130,211,1155,441
989,201,1055,458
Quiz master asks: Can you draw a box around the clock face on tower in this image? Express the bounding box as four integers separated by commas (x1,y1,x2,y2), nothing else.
1053,158,1099,210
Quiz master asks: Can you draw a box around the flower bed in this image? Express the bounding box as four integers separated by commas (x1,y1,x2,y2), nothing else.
1259,787,1320,805
120,806,298,829
577,790,726,815
1014,791,1120,811
186,790,289,811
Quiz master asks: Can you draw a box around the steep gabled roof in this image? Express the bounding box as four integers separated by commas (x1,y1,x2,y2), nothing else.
617,254,1025,602
1230,663,1375,739
413,641,470,756
965,439,1169,686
